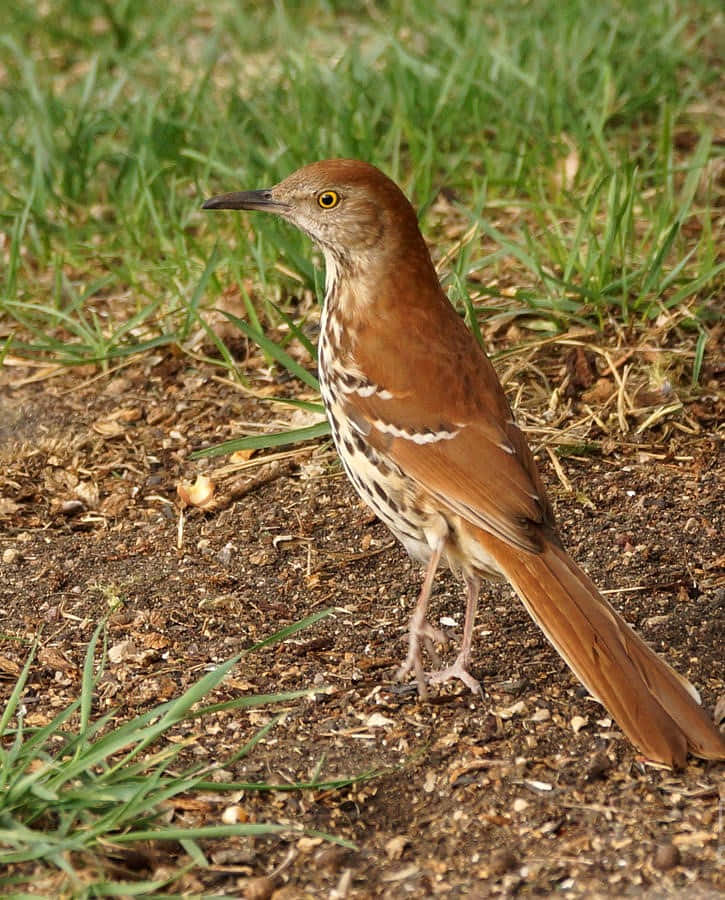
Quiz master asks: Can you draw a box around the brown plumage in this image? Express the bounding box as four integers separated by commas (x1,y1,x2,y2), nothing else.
203,159,725,768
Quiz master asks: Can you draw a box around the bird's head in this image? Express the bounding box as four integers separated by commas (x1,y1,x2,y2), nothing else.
203,159,427,274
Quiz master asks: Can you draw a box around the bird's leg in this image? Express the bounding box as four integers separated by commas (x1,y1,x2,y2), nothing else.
428,575,482,696
395,540,446,698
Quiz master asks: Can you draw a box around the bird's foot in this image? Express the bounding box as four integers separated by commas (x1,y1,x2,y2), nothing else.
395,622,448,698
428,653,483,697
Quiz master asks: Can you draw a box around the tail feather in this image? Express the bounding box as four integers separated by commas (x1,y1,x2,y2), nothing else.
497,540,725,768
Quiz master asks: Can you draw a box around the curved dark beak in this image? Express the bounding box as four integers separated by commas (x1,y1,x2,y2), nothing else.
202,190,288,212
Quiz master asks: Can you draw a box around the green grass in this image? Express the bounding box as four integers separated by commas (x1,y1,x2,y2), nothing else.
1,0,722,376
0,612,367,896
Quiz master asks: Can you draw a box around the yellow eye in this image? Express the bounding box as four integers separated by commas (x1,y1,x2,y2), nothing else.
317,190,340,209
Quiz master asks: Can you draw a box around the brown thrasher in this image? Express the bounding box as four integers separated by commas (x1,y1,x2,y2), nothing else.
203,159,725,768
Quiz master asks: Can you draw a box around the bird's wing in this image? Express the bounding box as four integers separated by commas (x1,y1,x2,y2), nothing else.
344,392,546,551
340,306,556,552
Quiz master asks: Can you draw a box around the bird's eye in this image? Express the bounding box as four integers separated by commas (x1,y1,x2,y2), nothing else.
317,190,340,209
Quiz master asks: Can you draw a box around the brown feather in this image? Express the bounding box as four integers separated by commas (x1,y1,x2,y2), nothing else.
490,535,725,766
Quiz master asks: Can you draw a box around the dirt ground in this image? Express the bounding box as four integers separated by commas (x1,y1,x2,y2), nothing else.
1,333,723,898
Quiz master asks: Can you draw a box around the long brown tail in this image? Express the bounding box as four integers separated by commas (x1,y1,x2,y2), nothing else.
497,540,725,768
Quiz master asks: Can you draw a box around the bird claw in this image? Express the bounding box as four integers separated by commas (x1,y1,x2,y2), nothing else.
395,626,483,700
428,655,483,697
395,621,448,698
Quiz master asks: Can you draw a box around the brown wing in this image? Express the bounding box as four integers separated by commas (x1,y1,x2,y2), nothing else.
341,288,558,551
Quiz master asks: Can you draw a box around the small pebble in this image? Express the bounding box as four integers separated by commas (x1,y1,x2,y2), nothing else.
643,614,670,628
217,542,234,566
221,805,244,824
103,376,132,396
2,547,20,565
209,768,234,783
249,548,273,566
314,845,351,874
489,847,517,876
585,751,612,781
653,843,680,871
270,886,299,900
242,876,277,900
61,499,85,517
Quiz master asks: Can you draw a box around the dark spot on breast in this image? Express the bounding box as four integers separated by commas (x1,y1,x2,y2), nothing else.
343,438,355,456
353,432,369,454
373,481,387,502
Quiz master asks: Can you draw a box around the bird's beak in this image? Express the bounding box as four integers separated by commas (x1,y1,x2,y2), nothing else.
202,189,289,212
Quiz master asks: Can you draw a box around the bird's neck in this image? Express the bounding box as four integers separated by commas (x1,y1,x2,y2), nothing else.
321,231,444,336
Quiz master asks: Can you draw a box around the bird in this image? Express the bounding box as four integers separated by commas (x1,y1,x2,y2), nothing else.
203,159,725,768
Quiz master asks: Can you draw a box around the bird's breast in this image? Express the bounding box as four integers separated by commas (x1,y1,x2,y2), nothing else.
318,311,436,564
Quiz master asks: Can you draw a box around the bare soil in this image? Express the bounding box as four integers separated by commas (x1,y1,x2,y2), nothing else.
1,336,723,898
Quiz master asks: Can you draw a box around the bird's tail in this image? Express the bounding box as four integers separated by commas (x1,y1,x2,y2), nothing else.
496,540,725,767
